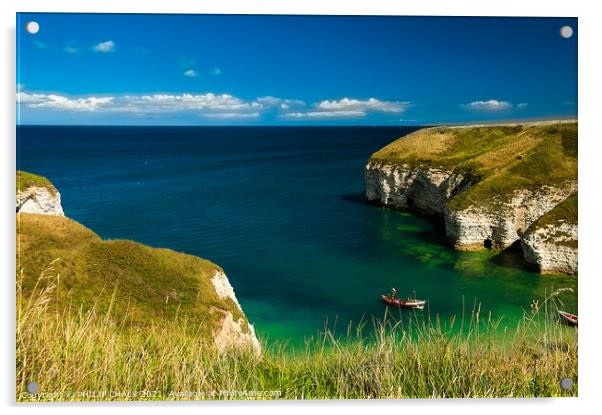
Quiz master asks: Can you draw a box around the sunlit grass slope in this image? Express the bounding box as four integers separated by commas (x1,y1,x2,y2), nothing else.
17,213,246,338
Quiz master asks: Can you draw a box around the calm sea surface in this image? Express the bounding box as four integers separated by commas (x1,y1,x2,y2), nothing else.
17,126,577,346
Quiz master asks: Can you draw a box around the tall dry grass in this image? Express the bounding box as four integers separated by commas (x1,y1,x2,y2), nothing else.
17,265,577,401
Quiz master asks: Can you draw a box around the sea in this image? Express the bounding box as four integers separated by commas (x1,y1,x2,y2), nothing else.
17,126,577,347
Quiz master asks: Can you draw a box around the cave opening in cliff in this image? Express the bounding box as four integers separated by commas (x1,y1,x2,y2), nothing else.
483,238,493,249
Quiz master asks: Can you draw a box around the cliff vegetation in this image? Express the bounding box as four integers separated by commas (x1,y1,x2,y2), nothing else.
17,170,57,195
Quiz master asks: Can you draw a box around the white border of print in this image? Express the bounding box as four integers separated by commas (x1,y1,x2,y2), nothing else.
1,1,600,414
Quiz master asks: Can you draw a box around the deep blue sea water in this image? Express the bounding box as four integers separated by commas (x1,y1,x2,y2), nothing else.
17,126,577,346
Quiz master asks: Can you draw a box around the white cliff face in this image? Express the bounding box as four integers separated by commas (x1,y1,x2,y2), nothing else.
521,221,578,275
444,184,577,250
365,161,578,274
365,161,472,215
17,186,64,216
211,270,261,353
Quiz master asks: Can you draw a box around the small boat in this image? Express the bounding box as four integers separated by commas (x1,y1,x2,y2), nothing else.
558,310,578,327
381,294,426,310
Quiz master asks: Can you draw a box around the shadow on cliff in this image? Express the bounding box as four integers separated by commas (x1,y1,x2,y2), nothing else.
488,241,531,272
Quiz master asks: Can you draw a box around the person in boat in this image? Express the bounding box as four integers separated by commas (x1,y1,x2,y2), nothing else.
390,288,397,300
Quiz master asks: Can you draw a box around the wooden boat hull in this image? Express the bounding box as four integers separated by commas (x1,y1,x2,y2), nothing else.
558,311,578,327
381,294,426,310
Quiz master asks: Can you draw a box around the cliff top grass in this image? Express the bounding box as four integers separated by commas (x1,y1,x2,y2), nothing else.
369,122,578,210
17,213,246,340
534,192,578,227
16,171,57,195
528,192,577,247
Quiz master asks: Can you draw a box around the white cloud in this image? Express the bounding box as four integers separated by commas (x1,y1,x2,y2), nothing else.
18,91,114,112
255,96,280,107
93,40,115,53
209,67,222,76
316,97,407,113
517,102,528,109
464,99,514,111
17,91,261,117
184,69,198,78
131,93,257,112
283,97,407,119
17,89,410,122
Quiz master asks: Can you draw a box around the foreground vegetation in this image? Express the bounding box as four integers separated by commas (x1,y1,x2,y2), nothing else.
369,122,577,210
17,264,577,400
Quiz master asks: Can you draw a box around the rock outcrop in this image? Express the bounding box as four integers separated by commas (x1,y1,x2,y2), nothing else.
211,270,261,353
520,193,578,274
365,122,578,275
17,185,64,216
445,184,577,250
365,161,473,215
521,221,577,275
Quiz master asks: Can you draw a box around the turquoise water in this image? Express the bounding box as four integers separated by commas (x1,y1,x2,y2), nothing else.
17,126,577,347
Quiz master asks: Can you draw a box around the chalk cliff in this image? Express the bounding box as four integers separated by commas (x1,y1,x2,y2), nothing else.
520,193,578,275
444,184,577,251
16,171,64,216
211,270,261,353
366,122,578,275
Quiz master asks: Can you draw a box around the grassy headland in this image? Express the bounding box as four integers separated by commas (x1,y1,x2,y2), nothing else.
17,213,246,339
369,122,577,210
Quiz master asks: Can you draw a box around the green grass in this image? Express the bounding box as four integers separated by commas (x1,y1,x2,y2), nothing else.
533,192,578,228
17,267,578,401
16,213,247,340
16,171,57,195
369,122,578,210
526,192,578,248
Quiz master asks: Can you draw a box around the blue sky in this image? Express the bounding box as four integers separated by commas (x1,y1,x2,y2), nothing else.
16,13,577,125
